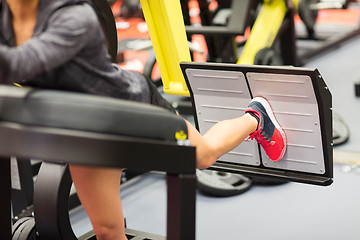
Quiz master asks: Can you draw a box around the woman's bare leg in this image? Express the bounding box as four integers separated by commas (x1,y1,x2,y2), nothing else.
69,166,127,240
69,113,257,240
186,113,258,169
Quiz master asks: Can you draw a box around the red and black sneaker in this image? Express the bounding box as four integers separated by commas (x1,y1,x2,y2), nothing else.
245,97,287,162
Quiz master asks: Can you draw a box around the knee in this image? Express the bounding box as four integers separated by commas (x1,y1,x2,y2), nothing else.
196,141,220,169
196,155,217,169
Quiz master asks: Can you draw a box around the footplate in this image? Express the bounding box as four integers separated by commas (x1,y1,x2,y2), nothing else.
181,62,333,186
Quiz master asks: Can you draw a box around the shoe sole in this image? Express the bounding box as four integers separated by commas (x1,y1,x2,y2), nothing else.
252,97,287,161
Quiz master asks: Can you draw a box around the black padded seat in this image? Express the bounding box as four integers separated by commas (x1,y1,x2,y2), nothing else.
0,86,187,141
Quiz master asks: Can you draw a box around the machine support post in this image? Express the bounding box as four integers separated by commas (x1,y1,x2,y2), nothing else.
167,173,197,240
0,158,12,239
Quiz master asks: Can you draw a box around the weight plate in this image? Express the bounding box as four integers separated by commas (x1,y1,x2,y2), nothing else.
333,112,350,146
254,48,283,66
18,218,37,240
12,217,31,239
197,169,252,197
12,217,37,240
249,175,289,185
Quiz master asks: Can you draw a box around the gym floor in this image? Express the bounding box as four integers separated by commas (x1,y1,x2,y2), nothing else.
70,4,360,240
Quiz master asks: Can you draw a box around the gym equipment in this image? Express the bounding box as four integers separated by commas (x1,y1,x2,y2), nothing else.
140,0,192,96
11,217,37,240
355,80,360,97
142,0,333,185
253,47,284,66
185,0,258,63
11,158,36,219
3,0,194,239
186,0,360,67
141,0,325,91
236,0,303,66
297,1,360,65
141,0,256,195
196,169,253,197
0,85,196,240
298,0,320,38
333,112,350,146
181,62,333,185
1,1,334,239
120,39,203,88
182,0,299,66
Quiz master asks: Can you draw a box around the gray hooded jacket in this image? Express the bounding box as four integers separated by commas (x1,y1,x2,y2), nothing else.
0,0,150,103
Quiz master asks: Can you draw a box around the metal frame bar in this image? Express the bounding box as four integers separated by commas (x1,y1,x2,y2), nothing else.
0,123,197,240
297,28,360,66
0,158,11,240
11,158,35,217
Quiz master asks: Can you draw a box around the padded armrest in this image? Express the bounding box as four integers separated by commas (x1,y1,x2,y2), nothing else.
0,86,187,141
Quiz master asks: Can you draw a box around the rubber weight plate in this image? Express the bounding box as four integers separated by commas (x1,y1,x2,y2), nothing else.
333,112,350,146
254,48,283,66
197,169,252,197
12,217,31,239
12,217,38,240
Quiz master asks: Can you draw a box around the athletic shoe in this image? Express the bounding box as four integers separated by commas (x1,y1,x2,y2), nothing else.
245,97,286,162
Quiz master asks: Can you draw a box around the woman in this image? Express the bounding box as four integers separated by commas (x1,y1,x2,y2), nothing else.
0,0,286,239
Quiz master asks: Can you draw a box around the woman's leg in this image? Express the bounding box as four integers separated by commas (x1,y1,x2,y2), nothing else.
69,113,256,240
69,166,127,240
186,113,258,169
69,98,288,240
187,96,287,166
145,76,258,168
68,113,256,240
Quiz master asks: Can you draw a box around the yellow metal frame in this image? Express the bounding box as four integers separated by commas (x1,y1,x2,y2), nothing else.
237,0,287,64
237,0,300,64
140,0,191,96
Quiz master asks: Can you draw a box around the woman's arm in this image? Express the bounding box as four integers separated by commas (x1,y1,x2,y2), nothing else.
0,3,99,84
